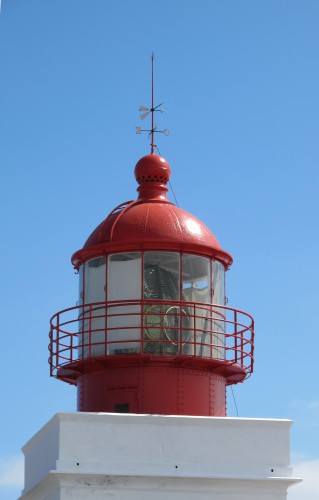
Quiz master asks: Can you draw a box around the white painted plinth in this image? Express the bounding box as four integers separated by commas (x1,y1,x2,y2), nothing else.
19,412,300,500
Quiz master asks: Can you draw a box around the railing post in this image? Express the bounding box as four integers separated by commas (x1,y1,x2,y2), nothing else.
56,314,60,374
210,305,213,360
141,298,144,354
89,304,92,358
193,303,196,355
70,325,73,363
49,327,53,377
251,318,255,373
179,301,182,355
104,301,107,356
241,314,245,368
234,309,238,364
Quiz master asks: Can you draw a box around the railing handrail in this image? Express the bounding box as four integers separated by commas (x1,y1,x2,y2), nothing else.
49,299,254,380
50,299,254,324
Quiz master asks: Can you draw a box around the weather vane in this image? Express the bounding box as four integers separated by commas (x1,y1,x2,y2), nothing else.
136,52,169,154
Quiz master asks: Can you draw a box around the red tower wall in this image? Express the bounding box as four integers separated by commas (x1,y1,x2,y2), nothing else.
77,366,226,416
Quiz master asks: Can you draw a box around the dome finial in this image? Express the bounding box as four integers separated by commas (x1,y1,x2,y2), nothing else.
136,52,170,154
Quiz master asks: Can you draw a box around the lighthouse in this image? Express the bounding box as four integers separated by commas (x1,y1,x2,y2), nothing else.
49,150,254,417
19,58,300,499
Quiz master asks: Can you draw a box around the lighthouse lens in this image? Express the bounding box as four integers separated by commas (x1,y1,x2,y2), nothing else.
143,252,180,355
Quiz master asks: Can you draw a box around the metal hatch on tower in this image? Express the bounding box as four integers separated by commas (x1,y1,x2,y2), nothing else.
49,55,254,417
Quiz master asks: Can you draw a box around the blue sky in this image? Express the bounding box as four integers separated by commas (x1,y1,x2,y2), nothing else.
0,1,318,498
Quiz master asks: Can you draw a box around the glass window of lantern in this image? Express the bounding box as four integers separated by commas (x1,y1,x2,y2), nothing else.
78,264,84,306
84,257,106,304
143,252,180,301
211,260,226,360
182,255,211,357
182,255,210,304
78,264,86,358
80,257,106,359
212,260,225,305
107,253,142,301
107,253,142,355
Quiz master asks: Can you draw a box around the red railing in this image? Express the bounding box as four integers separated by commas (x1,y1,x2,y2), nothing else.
49,300,254,379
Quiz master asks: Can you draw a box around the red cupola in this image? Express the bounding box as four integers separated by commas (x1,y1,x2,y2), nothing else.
72,154,232,267
49,152,254,417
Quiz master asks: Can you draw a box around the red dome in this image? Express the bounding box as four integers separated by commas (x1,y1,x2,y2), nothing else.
72,154,232,268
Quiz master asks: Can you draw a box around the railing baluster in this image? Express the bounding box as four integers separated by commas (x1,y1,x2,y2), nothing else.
56,314,60,373
234,309,238,364
89,304,92,358
193,303,196,355
70,322,73,363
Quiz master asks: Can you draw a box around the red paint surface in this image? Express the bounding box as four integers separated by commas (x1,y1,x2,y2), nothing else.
77,364,227,416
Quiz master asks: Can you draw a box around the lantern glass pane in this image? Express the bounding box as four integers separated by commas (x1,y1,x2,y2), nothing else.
84,257,106,304
181,255,210,357
143,252,180,300
212,261,225,306
80,257,106,359
79,264,84,306
212,260,226,360
107,253,142,354
182,255,210,304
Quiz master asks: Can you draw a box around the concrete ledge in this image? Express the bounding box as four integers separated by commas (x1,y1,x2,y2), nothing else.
19,412,301,500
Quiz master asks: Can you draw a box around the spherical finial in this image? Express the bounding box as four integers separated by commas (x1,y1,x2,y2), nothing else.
134,154,171,201
134,154,171,186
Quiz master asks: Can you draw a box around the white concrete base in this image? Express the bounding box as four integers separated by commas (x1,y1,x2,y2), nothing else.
19,413,301,500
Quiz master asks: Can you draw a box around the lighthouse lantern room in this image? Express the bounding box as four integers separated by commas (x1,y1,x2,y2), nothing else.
49,147,254,416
